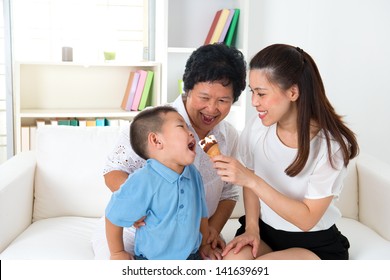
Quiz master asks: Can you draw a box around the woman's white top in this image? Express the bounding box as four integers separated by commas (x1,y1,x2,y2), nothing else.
103,95,240,217
239,114,347,231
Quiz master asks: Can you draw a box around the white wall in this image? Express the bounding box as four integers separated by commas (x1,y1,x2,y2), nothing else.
245,0,390,164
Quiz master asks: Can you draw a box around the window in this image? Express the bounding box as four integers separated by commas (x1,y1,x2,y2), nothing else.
0,0,151,163
12,0,148,63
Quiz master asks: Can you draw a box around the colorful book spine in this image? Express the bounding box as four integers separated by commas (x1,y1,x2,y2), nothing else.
121,71,136,110
96,118,109,126
218,9,235,43
138,71,154,110
125,72,141,111
131,70,148,111
224,9,240,47
204,10,222,45
210,9,230,44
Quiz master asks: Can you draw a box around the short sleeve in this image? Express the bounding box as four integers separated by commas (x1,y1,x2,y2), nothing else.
306,145,347,200
105,173,151,227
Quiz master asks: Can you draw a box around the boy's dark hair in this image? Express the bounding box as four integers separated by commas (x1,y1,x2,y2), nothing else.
130,106,178,160
182,43,246,103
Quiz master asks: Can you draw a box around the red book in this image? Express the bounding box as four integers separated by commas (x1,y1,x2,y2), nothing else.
204,10,222,45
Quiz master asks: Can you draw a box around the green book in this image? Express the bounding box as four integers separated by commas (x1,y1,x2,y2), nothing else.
70,119,79,126
224,9,240,47
138,71,154,110
58,119,71,126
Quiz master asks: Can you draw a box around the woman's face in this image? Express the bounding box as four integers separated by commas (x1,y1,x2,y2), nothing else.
249,69,298,127
185,82,234,139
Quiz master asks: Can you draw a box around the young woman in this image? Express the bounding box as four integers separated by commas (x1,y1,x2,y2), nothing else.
213,44,359,260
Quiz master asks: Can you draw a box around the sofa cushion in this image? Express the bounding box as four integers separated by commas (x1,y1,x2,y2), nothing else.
336,218,390,260
33,126,120,221
335,158,359,220
0,217,98,259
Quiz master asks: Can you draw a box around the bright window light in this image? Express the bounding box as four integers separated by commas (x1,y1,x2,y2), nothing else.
11,0,147,63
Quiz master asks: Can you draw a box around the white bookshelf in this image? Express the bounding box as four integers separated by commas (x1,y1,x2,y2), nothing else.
156,0,262,132
13,61,161,153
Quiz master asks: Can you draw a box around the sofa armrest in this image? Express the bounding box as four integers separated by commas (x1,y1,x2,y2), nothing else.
0,151,36,253
357,153,390,241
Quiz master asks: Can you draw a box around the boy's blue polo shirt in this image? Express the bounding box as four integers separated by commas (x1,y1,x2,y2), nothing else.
105,159,208,260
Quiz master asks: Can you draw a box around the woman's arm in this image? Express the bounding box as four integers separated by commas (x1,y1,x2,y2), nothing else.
213,155,333,231
199,218,222,260
104,170,129,192
206,199,235,250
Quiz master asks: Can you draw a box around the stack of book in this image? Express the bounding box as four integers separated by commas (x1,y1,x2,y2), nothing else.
120,69,154,111
20,118,130,152
204,8,240,46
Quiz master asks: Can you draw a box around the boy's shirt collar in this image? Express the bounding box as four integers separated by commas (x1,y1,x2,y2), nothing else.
146,158,192,183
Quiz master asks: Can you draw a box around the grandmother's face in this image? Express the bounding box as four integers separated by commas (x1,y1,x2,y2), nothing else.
185,81,234,139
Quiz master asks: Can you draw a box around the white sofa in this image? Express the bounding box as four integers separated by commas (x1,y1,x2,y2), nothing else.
1,125,390,259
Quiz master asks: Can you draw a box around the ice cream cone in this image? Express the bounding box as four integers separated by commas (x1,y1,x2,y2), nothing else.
206,143,221,157
199,135,221,158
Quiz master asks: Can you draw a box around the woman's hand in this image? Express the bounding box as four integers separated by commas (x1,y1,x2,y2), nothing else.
207,226,226,250
212,155,255,188
222,230,260,259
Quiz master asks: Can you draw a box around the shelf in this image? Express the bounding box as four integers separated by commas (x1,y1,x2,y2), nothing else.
14,61,162,153
19,109,139,119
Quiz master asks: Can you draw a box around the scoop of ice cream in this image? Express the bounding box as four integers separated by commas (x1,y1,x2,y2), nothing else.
199,135,221,157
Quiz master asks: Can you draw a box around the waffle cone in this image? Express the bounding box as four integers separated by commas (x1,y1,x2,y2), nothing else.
206,144,221,157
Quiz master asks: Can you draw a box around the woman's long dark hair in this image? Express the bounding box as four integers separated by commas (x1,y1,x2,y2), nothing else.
250,44,359,176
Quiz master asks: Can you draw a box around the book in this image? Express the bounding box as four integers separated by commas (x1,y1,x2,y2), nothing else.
70,119,79,126
29,126,37,150
218,9,235,43
21,126,30,152
121,71,136,111
204,9,222,45
86,119,96,126
36,119,46,127
138,71,154,110
210,9,230,44
78,119,87,127
224,9,240,47
96,118,109,126
58,119,71,126
131,70,148,111
125,72,140,110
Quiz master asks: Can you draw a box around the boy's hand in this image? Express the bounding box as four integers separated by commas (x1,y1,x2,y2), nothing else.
199,243,222,260
110,250,134,260
133,216,146,229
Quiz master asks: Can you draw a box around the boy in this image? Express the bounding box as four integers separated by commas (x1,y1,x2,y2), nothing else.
105,106,217,260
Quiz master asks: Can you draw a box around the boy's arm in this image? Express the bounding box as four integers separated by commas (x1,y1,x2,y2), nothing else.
105,217,133,260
